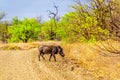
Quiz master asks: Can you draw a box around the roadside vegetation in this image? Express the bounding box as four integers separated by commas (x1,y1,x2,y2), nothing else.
0,0,119,43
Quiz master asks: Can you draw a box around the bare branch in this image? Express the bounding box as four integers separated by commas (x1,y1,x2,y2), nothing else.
0,12,5,21
95,40,120,56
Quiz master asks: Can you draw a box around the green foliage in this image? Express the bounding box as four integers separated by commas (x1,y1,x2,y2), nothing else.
0,23,5,40
0,21,9,43
40,18,67,41
8,17,41,43
40,19,56,40
1,0,119,43
55,21,68,41
59,6,109,43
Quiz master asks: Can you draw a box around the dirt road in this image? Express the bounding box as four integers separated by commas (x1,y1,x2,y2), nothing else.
0,48,87,80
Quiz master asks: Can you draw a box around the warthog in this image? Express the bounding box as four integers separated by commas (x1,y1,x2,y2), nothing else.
38,45,65,61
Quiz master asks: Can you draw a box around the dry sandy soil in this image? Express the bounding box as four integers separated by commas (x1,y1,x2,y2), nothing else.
0,48,89,80
0,40,120,80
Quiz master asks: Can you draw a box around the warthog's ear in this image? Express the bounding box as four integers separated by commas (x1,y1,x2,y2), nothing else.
57,46,63,51
57,46,60,50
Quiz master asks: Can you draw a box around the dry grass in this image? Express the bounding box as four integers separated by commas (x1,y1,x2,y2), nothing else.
0,42,37,50
62,40,120,80
0,40,120,79
0,41,61,50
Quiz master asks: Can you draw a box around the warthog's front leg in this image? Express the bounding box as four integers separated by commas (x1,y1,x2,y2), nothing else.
49,54,52,61
53,54,56,61
49,53,56,61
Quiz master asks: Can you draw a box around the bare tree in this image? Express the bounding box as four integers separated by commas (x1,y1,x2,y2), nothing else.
47,3,59,27
47,3,59,40
0,12,5,21
90,0,120,39
36,16,43,23
88,0,120,57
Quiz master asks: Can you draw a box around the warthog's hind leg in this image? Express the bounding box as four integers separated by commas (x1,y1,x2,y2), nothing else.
41,53,45,60
39,52,45,61
38,54,40,61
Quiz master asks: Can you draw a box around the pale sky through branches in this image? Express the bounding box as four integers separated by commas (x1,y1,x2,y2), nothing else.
0,0,74,21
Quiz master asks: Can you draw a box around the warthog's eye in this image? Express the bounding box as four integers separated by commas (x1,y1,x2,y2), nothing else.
59,49,62,52
62,54,65,57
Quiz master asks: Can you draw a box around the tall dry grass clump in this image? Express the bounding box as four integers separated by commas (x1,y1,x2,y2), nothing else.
62,40,120,79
